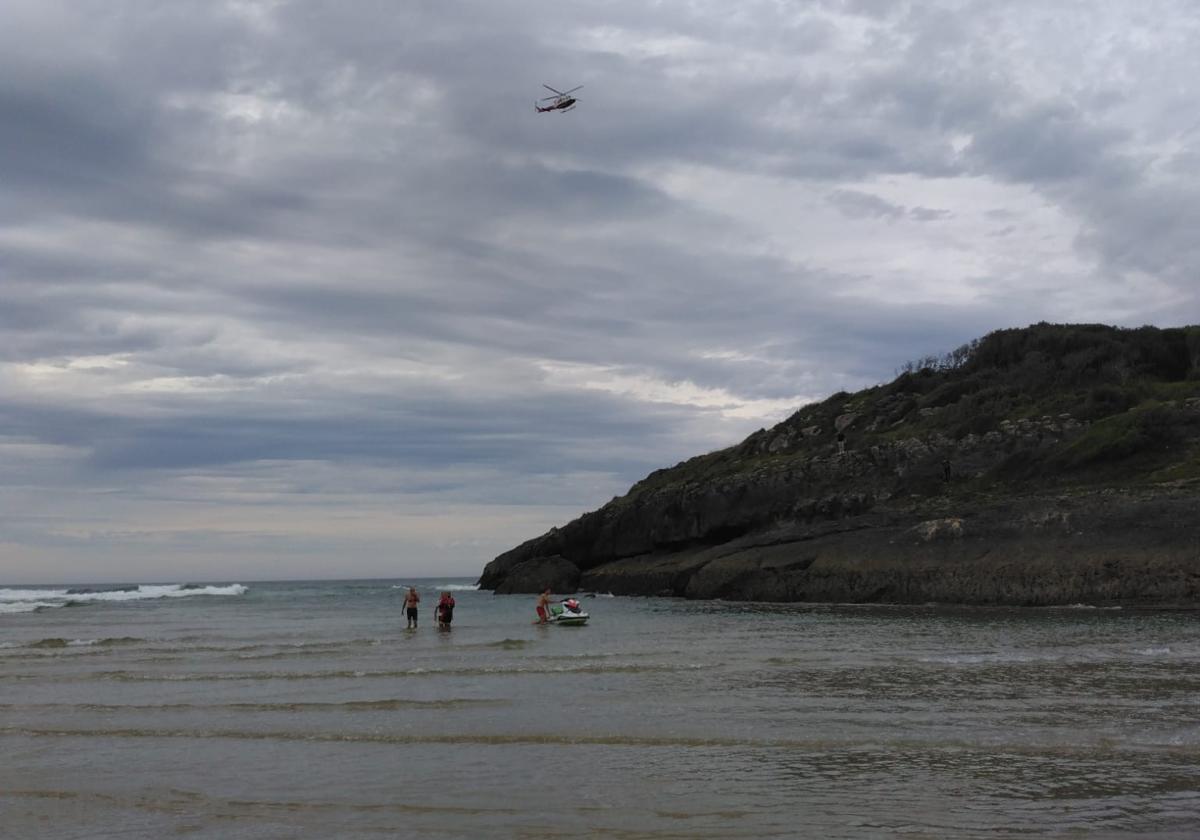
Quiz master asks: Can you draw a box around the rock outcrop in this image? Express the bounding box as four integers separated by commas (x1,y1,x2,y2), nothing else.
490,553,580,594
480,324,1200,606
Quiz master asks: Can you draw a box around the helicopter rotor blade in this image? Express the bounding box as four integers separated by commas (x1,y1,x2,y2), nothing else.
542,84,565,96
560,85,583,95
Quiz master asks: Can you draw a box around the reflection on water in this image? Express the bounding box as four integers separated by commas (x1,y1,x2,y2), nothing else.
2,579,1199,838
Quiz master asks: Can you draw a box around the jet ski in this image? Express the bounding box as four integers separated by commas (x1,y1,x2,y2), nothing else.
549,598,589,626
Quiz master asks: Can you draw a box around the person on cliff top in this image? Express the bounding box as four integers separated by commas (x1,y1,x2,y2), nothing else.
436,591,455,629
403,586,420,629
534,587,553,624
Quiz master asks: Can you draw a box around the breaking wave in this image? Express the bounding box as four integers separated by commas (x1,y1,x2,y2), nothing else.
391,583,480,592
0,584,248,614
0,601,60,615
10,637,146,651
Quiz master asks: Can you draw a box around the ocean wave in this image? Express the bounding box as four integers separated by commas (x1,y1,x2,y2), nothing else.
482,638,533,650
916,653,1041,665
0,584,247,612
0,636,145,654
232,648,370,661
61,662,715,682
149,639,381,654
7,726,1175,754
0,698,509,714
391,583,480,592
0,726,788,749
0,601,58,615
102,698,508,713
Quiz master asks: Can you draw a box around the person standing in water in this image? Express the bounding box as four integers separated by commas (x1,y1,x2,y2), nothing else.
436,591,455,629
534,587,552,624
403,586,420,629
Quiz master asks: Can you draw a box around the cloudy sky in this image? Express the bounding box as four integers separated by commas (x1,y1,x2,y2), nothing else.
3,0,1199,584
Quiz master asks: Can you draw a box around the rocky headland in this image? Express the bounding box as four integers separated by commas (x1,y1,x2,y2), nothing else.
480,323,1200,606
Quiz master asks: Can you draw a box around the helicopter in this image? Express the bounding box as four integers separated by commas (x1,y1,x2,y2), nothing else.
535,84,582,113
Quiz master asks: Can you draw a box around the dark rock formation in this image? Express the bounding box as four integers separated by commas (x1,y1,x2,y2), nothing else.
481,324,1200,605
490,553,580,595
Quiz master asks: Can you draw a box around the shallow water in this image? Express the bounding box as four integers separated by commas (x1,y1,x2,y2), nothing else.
2,579,1198,838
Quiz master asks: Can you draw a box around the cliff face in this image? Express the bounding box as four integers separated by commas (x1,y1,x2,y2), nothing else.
480,323,1200,605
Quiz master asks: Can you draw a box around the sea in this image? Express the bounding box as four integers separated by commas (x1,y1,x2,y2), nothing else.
2,578,1198,839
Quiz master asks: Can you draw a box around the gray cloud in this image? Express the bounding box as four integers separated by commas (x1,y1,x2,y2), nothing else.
827,189,906,220
1,0,1198,582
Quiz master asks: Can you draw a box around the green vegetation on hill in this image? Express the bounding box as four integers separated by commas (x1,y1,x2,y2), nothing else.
627,323,1200,500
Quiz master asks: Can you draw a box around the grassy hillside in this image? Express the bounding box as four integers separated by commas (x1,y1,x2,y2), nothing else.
625,323,1200,500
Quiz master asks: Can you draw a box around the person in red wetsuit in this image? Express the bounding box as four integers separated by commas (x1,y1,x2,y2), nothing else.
436,591,455,629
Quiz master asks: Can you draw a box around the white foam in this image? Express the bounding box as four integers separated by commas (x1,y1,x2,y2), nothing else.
0,583,248,610
0,588,73,602
394,583,479,591
1134,646,1172,656
0,601,60,614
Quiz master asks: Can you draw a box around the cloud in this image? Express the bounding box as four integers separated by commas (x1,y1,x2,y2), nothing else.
1,0,1198,582
827,189,906,220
